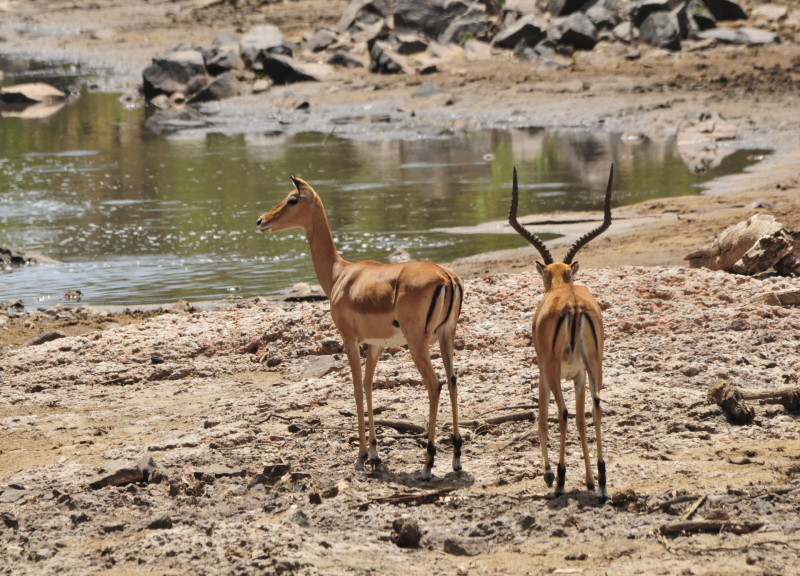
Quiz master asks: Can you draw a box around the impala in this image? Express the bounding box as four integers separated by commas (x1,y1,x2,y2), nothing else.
257,175,464,480
509,165,614,501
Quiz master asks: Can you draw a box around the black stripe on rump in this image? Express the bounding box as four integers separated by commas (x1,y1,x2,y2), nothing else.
582,312,599,347
552,313,568,354
425,284,444,334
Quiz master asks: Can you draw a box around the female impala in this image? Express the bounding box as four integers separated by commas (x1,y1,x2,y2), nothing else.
509,165,614,501
257,175,464,480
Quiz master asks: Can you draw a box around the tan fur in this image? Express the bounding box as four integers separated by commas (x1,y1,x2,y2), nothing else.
257,176,464,479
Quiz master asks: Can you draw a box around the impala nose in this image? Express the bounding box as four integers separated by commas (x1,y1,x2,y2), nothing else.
256,217,262,227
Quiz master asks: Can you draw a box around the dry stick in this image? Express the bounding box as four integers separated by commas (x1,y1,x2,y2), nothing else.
374,419,426,435
681,495,707,520
370,487,457,505
476,403,537,417
459,410,536,428
659,520,764,537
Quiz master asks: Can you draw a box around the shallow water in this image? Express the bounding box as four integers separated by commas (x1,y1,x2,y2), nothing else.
0,74,768,307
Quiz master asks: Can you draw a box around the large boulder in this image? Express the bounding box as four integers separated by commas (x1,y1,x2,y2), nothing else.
629,0,681,27
143,48,207,100
240,25,287,67
548,0,586,17
550,12,598,50
369,40,408,74
395,0,486,44
336,0,394,33
492,14,546,49
188,72,242,103
639,11,681,50
582,0,620,29
203,33,242,76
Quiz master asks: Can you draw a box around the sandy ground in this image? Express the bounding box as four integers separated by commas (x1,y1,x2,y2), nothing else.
1,1,800,575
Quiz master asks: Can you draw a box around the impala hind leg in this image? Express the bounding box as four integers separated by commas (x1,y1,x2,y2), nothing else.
538,373,554,489
363,344,384,469
439,330,462,472
408,340,441,480
573,369,596,492
551,378,569,497
584,352,609,501
343,339,369,471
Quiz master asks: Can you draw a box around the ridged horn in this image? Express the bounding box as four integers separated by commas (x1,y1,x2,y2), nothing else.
508,166,554,265
563,163,614,265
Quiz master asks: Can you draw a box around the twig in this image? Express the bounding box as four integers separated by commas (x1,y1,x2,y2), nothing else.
682,495,707,520
374,419,426,435
658,520,764,536
322,127,336,146
369,487,457,505
459,410,536,429
476,403,537,417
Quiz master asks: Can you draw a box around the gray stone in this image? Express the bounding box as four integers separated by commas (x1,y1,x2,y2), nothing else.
629,0,677,27
143,48,207,100
613,20,635,42
550,12,598,50
370,41,408,74
204,46,240,76
327,50,366,68
255,53,330,84
89,467,144,489
336,0,394,33
189,72,242,103
548,0,585,17
412,81,447,98
308,28,339,52
23,330,67,347
463,39,492,61
639,11,681,50
240,25,285,65
582,0,620,29
0,488,27,504
702,0,746,21
394,32,429,55
395,0,486,44
736,27,780,46
695,27,742,43
438,4,489,44
689,0,716,30
443,537,487,556
299,355,344,380
492,14,546,49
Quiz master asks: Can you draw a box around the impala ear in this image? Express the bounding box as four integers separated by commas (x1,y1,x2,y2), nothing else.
569,261,580,279
290,174,301,191
290,174,316,200
535,261,546,277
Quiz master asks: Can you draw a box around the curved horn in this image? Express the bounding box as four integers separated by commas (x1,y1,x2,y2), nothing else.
508,166,554,265
563,163,614,265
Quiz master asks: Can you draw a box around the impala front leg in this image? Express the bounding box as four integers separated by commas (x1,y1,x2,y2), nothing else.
363,344,383,469
344,339,368,471
439,331,462,472
409,340,441,480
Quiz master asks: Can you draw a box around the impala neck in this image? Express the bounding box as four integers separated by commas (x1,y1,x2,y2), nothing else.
304,198,345,298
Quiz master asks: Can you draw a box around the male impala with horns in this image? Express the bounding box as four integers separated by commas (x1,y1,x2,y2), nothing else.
509,165,614,501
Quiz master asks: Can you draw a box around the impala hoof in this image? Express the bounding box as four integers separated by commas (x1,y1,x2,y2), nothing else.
368,456,382,470
452,457,462,472
596,486,610,502
544,470,555,488
420,465,433,481
354,458,366,472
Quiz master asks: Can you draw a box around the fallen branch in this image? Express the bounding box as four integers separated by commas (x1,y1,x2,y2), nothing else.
369,487,457,505
682,495,707,520
459,410,536,429
374,419,426,435
658,520,764,537
708,381,800,420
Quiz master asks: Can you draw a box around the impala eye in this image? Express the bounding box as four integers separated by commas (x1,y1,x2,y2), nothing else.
286,195,299,206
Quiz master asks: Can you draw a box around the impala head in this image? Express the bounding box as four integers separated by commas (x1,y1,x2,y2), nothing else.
256,174,318,234
508,164,613,290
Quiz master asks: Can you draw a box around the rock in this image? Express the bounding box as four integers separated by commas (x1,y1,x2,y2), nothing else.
289,509,310,527
143,48,207,100
582,0,621,29
254,53,332,84
193,465,247,479
639,11,681,50
146,514,174,530
613,21,636,42
684,214,783,271
438,3,489,44
0,82,66,104
0,488,27,504
240,25,286,66
327,49,367,68
411,82,446,99
336,0,394,34
695,28,742,44
393,32,428,55
89,466,144,489
732,229,800,275
305,28,336,52
689,0,717,30
493,14,545,50
629,0,677,28
370,40,409,74
189,71,242,103
463,39,492,61
550,12,598,50
735,27,781,46
137,455,158,481
443,537,487,556
676,110,736,145
548,0,586,17
23,331,67,347
701,0,746,21
391,518,422,547
298,355,344,380
204,47,241,76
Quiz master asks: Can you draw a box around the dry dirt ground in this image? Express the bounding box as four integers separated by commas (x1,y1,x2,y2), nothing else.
1,1,800,575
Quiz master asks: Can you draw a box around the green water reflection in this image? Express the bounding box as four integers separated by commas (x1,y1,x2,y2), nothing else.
0,91,768,306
